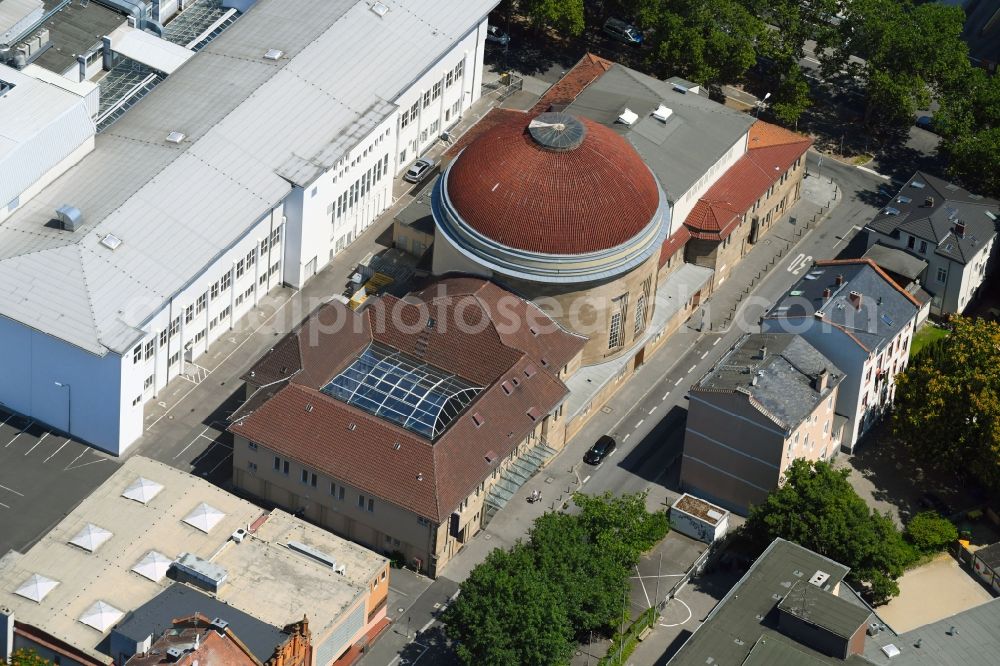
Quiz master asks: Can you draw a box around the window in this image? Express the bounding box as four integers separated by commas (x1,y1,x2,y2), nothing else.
430,119,440,135
431,80,442,100
131,394,141,406
133,344,142,363
446,70,454,87
248,461,258,473
367,498,374,512
270,262,280,276
246,249,256,267
422,90,431,108
283,460,289,475
609,312,624,349
301,469,309,484
401,109,411,128
196,293,207,314
358,494,366,509
270,227,281,247
144,375,154,389
634,293,647,336
211,281,220,299
169,317,180,338
221,272,231,291
236,258,246,278
168,351,180,366
274,456,281,470
311,473,317,487
248,441,257,451
184,304,195,324
159,330,167,347
194,329,205,343
219,305,230,320
210,316,219,330
259,272,268,286
454,60,464,78
236,293,244,307
260,236,269,254
919,240,927,253
400,149,407,164
937,267,947,283
907,235,915,249
339,486,345,500
418,516,431,527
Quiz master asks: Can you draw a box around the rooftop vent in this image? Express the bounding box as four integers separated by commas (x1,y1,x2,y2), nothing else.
881,644,901,658
925,196,935,207
263,48,284,60
231,528,247,543
883,207,900,216
896,195,912,204
288,540,337,568
56,205,82,231
814,310,826,319
100,233,123,251
652,104,673,122
211,617,229,631
617,108,639,126
392,441,401,450
911,180,925,189
808,570,830,587
955,221,966,238
166,647,185,661
171,553,228,593
165,131,185,144
370,2,389,17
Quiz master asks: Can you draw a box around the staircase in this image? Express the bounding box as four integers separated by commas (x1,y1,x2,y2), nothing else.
484,441,559,524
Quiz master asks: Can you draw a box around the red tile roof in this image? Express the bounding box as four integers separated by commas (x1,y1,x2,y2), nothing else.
659,225,691,268
684,121,811,241
231,278,585,522
446,111,661,254
529,53,613,115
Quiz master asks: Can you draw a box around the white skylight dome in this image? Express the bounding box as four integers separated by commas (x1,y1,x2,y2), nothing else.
15,574,59,602
121,476,164,505
131,551,172,582
79,600,123,632
69,523,113,552
183,502,225,533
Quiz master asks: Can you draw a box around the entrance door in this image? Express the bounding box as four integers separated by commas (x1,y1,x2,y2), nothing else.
633,346,646,370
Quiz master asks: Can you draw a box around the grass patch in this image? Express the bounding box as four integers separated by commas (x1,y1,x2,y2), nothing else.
910,325,948,357
851,154,874,165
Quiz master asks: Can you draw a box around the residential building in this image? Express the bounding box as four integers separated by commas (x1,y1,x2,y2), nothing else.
0,0,497,454
681,333,845,514
229,278,586,576
121,602,311,666
669,537,1000,666
761,260,920,451
684,122,812,287
0,456,388,666
864,172,999,315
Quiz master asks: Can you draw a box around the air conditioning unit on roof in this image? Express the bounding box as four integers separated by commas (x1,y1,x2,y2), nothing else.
652,104,673,122
617,108,639,126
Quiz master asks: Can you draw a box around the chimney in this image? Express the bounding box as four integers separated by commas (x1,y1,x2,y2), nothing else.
849,291,863,309
822,287,832,299
813,368,829,392
924,196,934,207
955,220,966,238
835,274,844,286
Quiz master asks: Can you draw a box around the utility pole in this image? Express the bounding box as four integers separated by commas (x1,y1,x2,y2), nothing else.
654,552,663,610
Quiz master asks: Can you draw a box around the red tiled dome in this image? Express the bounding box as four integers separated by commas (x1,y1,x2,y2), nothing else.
445,112,661,255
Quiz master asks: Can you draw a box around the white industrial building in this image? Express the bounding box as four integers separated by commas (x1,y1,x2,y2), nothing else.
0,0,495,454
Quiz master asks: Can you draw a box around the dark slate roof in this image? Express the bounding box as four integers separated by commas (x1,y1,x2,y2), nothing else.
862,598,1000,665
693,333,843,431
742,634,851,666
668,538,859,666
865,172,999,266
564,63,755,202
778,580,872,639
113,584,285,663
974,541,1000,569
863,243,928,281
763,260,920,353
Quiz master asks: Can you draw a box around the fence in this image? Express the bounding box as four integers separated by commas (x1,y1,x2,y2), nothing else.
483,72,523,102
712,185,839,332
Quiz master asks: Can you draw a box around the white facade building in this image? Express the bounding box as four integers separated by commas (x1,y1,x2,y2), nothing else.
0,0,497,454
762,260,919,450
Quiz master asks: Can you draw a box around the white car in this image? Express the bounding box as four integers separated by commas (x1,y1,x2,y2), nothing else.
403,158,436,184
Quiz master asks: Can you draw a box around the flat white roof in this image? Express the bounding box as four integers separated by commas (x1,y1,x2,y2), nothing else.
0,456,387,664
106,24,196,75
0,0,497,356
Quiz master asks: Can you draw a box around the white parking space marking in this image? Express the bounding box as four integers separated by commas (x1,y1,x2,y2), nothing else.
43,439,72,463
208,453,233,476
175,426,213,460
64,449,87,470
6,421,32,448
688,365,697,373
674,378,683,386
582,475,591,484
713,337,722,346
636,565,651,608
701,351,709,359
623,433,630,442
648,407,657,415
635,419,645,428
0,484,24,497
24,432,50,456
0,501,9,509
0,413,13,428
662,391,670,401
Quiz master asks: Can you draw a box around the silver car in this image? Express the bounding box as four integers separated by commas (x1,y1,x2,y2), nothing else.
403,158,436,183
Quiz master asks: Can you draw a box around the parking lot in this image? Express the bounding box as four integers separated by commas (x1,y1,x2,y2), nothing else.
0,408,119,555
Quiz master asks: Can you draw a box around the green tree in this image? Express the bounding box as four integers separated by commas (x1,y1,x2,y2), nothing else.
644,0,765,85
743,459,912,604
905,512,958,553
821,0,969,133
1,650,52,666
893,317,1000,491
935,69,1000,196
573,490,669,567
443,543,575,666
519,0,585,37
768,55,812,125
528,511,628,632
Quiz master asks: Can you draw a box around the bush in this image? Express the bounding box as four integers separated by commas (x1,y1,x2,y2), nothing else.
388,550,406,569
905,512,958,553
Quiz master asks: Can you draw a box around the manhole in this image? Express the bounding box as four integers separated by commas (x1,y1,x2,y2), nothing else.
601,406,614,414
544,477,554,484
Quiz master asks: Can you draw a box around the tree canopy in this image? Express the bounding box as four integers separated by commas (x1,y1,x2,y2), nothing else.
743,459,912,604
519,0,585,37
442,491,668,665
893,317,1000,491
1,650,52,666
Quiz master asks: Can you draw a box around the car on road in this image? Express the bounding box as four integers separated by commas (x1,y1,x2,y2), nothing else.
403,158,436,184
603,18,643,46
486,25,510,46
915,115,938,134
584,435,617,465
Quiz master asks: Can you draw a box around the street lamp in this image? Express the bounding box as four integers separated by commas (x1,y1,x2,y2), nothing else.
755,92,771,118
54,381,71,435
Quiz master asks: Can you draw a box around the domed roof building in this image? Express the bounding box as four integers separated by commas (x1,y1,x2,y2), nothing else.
432,111,671,365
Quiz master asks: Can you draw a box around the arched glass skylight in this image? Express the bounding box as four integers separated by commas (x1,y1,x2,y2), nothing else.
322,342,482,439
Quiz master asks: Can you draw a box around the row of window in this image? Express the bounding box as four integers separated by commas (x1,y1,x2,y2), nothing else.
400,59,465,129
331,155,389,223
132,229,280,364
267,452,377,512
